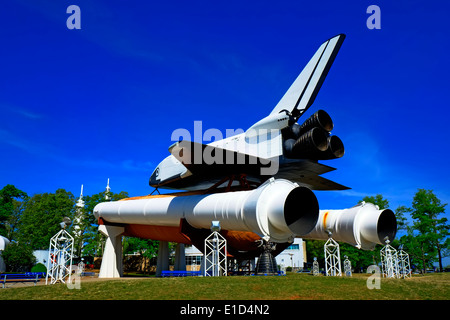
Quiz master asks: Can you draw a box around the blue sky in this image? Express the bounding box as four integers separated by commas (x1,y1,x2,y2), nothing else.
1,0,449,231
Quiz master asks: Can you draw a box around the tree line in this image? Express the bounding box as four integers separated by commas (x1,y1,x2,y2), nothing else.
0,184,159,272
0,184,449,273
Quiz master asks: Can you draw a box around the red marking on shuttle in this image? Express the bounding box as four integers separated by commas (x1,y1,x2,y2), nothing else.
323,211,329,230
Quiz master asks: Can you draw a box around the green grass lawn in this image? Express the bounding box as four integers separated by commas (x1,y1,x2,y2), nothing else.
0,272,448,300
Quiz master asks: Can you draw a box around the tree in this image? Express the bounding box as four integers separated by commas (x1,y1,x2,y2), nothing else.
304,239,325,266
0,184,28,239
394,205,410,232
410,189,449,272
400,225,436,273
340,243,380,272
1,241,36,272
123,237,159,274
360,194,389,210
17,189,76,250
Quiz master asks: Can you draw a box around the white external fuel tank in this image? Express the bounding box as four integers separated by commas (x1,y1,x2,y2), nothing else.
94,178,320,243
300,202,397,250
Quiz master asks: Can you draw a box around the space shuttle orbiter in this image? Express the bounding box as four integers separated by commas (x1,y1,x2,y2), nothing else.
93,34,397,277
149,34,348,192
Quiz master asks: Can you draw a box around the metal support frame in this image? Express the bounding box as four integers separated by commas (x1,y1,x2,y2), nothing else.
77,260,85,276
397,246,411,278
324,235,341,276
343,255,352,277
312,257,320,276
204,229,227,277
380,240,399,278
46,229,74,285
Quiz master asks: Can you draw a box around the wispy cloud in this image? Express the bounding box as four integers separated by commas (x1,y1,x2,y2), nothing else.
13,0,166,66
14,108,43,120
0,128,153,174
0,128,40,152
76,158,153,172
120,159,154,172
2,104,44,120
338,189,375,199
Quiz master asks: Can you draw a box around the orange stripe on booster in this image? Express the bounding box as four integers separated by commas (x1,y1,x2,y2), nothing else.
119,190,209,201
124,224,192,244
323,211,329,230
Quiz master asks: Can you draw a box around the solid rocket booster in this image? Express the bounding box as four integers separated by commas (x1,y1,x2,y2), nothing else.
300,202,397,250
94,178,319,243
94,179,397,249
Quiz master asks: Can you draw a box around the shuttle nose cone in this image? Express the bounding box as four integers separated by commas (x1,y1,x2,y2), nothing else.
149,167,160,187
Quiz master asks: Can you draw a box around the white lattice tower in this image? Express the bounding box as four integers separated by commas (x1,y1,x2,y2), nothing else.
204,231,227,277
312,257,320,276
73,185,85,246
397,246,411,278
324,236,341,276
46,228,74,284
105,178,111,200
343,255,352,277
380,240,399,278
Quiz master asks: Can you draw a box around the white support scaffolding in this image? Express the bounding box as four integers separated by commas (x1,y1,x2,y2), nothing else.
397,246,411,278
380,240,399,278
46,228,74,285
204,222,227,277
324,236,341,276
77,259,85,275
343,255,352,277
312,257,320,276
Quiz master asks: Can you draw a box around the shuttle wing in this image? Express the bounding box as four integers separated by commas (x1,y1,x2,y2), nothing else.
169,140,275,177
270,34,345,118
274,159,350,190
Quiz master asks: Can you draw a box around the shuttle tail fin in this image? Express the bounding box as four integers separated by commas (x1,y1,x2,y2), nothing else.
270,34,345,119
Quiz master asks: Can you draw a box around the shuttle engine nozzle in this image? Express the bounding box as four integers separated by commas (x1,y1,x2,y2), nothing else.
282,109,345,160
299,109,334,134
